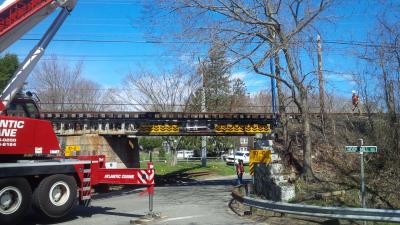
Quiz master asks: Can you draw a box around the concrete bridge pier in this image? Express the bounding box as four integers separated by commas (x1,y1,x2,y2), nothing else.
58,135,140,168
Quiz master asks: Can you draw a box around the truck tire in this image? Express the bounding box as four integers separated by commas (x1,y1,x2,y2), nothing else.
0,178,32,225
33,174,77,218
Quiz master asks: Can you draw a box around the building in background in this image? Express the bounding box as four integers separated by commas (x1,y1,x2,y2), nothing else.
236,136,254,151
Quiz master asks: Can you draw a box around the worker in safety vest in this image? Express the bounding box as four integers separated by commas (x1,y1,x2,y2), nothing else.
352,90,361,114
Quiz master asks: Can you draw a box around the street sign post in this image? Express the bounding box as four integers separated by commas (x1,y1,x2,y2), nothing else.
249,150,272,184
345,139,377,225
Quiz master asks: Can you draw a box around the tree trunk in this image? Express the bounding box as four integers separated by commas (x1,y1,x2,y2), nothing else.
167,137,182,166
301,92,314,180
387,81,399,154
166,138,178,166
388,81,396,122
397,75,400,110
171,149,178,166
274,54,288,145
317,35,326,138
280,39,314,181
361,83,374,130
380,58,396,120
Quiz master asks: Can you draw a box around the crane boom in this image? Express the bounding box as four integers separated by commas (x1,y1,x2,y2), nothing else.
0,0,76,113
0,0,76,52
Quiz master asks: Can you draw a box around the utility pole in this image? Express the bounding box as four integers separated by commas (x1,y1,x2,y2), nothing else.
199,58,207,167
317,34,326,135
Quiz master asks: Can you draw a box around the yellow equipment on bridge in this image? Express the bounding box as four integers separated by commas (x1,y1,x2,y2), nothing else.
215,124,271,133
140,124,179,134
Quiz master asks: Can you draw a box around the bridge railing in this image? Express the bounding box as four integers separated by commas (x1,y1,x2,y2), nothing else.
37,102,301,114
37,101,368,114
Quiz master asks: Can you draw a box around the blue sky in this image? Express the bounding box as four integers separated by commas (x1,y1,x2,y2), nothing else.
0,0,392,96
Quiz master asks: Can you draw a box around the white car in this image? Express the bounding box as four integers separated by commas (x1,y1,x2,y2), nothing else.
225,151,250,165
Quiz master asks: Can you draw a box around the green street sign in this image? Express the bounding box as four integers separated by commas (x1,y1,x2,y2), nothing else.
345,146,359,152
345,146,377,153
362,146,378,153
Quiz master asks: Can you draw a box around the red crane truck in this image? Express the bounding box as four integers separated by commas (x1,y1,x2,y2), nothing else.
0,1,155,224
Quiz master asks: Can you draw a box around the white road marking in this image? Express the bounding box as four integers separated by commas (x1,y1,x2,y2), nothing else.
161,215,205,222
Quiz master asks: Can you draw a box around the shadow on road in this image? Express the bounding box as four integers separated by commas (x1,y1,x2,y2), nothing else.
155,165,249,187
160,178,252,187
21,169,242,225
154,165,202,185
22,206,145,225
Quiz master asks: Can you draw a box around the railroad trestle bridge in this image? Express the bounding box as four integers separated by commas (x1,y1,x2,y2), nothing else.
40,111,279,136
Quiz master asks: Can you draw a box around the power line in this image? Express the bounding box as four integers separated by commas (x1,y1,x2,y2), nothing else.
20,38,204,44
28,84,274,92
35,58,195,62
77,0,145,5
37,102,310,109
18,38,399,49
18,53,205,58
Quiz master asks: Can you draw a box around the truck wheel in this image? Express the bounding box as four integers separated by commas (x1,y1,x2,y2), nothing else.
33,174,77,218
0,178,32,225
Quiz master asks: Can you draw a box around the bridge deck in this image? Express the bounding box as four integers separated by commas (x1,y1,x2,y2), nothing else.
40,111,278,136
40,111,388,136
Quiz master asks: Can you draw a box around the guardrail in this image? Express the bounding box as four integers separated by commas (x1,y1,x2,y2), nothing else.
232,185,400,222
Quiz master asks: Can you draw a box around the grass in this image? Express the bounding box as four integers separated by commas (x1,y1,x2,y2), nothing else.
292,178,362,208
140,152,249,177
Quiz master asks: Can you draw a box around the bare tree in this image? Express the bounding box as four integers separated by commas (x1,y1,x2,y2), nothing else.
349,6,400,205
120,66,201,165
30,55,104,111
250,90,272,113
121,66,200,112
146,0,336,180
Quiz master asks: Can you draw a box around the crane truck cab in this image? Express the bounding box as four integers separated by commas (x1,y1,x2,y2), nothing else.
4,92,40,119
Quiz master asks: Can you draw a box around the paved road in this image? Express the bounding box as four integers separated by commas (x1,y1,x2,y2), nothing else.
22,176,258,225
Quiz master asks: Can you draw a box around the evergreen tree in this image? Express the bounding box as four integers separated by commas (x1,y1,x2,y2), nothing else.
231,78,246,96
202,40,231,112
0,54,19,91
230,78,247,112
185,41,247,156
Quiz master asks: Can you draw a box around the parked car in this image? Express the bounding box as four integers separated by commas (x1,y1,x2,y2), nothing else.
254,139,274,151
221,149,234,161
225,151,250,165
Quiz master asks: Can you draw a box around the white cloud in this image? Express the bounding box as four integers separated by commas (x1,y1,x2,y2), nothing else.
325,72,355,82
231,71,248,80
237,72,271,94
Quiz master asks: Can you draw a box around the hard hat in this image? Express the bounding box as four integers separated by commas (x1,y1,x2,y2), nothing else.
352,90,356,94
